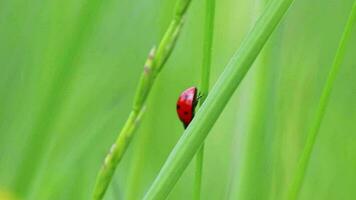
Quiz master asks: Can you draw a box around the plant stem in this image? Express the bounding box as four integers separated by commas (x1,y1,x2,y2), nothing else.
194,145,204,200
194,0,215,199
287,2,356,199
92,1,193,199
143,0,295,199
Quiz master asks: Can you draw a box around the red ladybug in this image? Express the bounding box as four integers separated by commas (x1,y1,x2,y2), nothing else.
176,87,199,128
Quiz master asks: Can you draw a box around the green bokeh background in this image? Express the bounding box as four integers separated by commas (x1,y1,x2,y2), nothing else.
0,0,355,199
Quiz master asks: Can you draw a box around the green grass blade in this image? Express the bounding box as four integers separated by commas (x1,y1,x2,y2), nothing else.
287,2,356,199
143,0,295,199
194,0,215,199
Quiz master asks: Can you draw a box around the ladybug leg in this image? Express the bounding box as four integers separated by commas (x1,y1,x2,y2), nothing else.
194,93,203,106
196,94,203,100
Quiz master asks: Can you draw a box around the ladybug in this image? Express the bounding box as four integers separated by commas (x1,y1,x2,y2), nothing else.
176,87,199,128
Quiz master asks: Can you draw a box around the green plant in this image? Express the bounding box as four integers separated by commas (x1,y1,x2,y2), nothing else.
0,1,355,200
143,0,295,199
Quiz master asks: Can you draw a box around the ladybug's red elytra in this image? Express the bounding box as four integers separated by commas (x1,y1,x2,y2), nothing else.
176,87,199,128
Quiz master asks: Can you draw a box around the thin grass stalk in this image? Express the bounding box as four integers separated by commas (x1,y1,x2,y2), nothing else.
194,0,215,199
143,0,295,199
194,146,204,200
287,2,356,199
91,0,193,199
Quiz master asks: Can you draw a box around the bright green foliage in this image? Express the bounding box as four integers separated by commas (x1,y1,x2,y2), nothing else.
0,0,355,200
143,0,296,198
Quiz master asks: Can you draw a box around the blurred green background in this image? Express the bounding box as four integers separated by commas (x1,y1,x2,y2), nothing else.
0,0,355,199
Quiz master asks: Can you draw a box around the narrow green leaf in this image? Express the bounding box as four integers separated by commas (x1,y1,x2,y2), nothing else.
194,0,215,199
287,1,356,199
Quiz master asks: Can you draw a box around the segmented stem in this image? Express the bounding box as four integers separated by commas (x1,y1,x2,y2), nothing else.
92,1,193,199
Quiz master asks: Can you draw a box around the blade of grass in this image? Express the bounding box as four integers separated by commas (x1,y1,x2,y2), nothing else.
287,2,356,199
143,0,295,199
91,0,193,199
194,0,215,199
